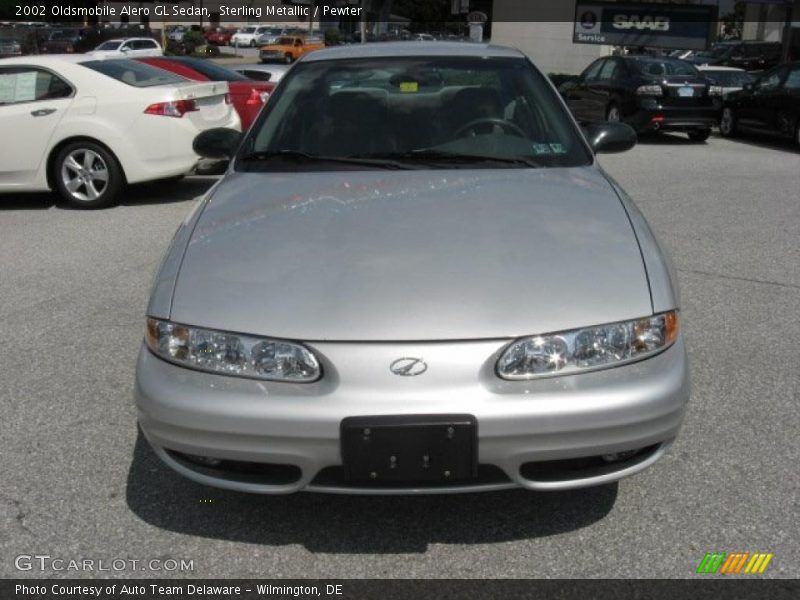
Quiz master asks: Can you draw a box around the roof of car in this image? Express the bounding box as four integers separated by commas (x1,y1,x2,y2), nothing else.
302,41,525,62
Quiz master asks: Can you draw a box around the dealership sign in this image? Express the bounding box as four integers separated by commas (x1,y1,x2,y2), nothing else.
574,2,718,50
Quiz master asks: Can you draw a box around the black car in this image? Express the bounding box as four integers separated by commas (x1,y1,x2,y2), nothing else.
560,55,717,141
690,41,783,72
720,62,800,147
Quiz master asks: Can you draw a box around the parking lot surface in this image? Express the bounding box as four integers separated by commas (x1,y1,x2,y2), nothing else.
1,134,798,578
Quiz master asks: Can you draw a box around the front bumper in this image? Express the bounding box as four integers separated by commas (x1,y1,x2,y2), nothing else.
628,103,718,133
135,336,689,494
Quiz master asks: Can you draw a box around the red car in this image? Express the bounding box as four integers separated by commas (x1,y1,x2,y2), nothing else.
137,57,274,130
205,28,236,46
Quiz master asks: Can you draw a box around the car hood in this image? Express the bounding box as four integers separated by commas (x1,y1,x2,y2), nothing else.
171,168,652,341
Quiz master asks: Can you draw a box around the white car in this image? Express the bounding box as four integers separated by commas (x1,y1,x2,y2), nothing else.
0,55,240,208
87,37,163,58
231,26,273,48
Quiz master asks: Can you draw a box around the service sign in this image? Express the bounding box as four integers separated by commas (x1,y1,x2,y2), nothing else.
574,1,718,50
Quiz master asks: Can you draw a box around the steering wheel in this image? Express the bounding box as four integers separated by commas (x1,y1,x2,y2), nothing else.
455,117,527,138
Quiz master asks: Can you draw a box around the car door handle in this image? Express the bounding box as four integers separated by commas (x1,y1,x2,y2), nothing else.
31,108,57,117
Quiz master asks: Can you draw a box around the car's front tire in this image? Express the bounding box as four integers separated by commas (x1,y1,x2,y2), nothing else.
720,107,737,137
688,129,711,142
284,53,294,64
249,40,256,48
53,142,123,209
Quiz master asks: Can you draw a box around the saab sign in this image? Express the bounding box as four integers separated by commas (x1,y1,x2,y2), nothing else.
574,2,717,50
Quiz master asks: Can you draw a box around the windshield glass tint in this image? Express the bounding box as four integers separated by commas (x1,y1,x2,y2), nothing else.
176,58,249,81
96,41,122,50
242,56,592,170
633,58,699,77
704,70,753,86
81,60,186,87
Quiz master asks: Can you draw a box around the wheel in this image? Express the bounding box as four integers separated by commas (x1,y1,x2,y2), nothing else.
688,129,711,142
53,142,123,209
284,53,294,64
719,107,736,137
249,40,256,48
606,103,621,123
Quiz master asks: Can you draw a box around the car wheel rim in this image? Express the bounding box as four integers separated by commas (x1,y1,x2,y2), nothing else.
60,149,109,202
607,107,620,122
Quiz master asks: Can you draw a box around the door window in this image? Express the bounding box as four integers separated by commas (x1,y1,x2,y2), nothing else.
783,67,800,90
0,68,72,104
598,60,618,81
581,59,604,82
757,67,786,90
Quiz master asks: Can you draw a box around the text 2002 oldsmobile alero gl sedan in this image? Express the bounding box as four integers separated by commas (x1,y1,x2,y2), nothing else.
135,43,689,494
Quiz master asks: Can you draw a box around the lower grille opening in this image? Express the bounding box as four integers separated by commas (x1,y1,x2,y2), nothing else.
310,464,511,489
166,450,302,486
519,444,660,483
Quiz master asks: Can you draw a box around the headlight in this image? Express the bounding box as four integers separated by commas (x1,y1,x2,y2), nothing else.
145,318,320,382
497,311,679,380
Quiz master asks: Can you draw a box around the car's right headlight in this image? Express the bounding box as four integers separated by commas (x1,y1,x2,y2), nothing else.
145,318,320,382
496,311,679,380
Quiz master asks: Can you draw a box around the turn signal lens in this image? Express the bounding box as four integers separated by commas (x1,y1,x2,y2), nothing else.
144,99,199,118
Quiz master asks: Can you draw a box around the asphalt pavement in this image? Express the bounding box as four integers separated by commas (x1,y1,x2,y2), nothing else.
1,133,798,579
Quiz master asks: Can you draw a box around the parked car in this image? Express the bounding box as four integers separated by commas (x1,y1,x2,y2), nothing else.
256,27,286,46
697,65,756,97
41,28,83,53
231,26,274,48
231,63,290,84
720,62,800,147
205,27,236,46
259,35,324,64
137,56,274,130
87,37,163,58
0,56,240,208
560,55,717,141
689,41,783,72
136,42,687,495
166,25,187,43
0,37,22,57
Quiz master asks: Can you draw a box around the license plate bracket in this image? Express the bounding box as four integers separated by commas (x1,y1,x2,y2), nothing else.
678,86,695,97
341,415,477,483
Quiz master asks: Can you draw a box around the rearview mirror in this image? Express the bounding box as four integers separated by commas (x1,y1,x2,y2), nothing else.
193,128,242,160
582,122,637,154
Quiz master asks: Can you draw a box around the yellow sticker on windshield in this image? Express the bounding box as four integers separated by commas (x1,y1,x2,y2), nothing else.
399,81,419,93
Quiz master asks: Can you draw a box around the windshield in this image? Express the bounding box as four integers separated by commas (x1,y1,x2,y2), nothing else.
632,58,699,77
81,59,186,87
171,58,249,81
240,56,592,172
50,30,78,40
239,27,256,34
95,41,122,50
275,37,296,45
703,70,754,87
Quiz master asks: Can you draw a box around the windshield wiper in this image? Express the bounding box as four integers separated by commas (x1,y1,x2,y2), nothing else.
239,150,415,170
353,149,543,168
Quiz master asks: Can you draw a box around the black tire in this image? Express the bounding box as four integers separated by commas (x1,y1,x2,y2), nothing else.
719,107,737,137
284,53,294,64
52,141,124,209
688,129,711,142
249,40,256,48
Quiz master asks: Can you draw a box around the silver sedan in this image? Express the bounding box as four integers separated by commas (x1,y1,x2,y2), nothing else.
135,43,689,494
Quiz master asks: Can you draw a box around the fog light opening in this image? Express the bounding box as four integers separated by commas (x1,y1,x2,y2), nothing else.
185,454,223,467
601,449,639,463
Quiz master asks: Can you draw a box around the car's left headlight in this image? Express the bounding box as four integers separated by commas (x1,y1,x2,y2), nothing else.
496,311,679,380
145,318,320,382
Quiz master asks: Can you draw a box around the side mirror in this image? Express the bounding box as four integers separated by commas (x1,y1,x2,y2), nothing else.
582,122,637,154
193,128,242,160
